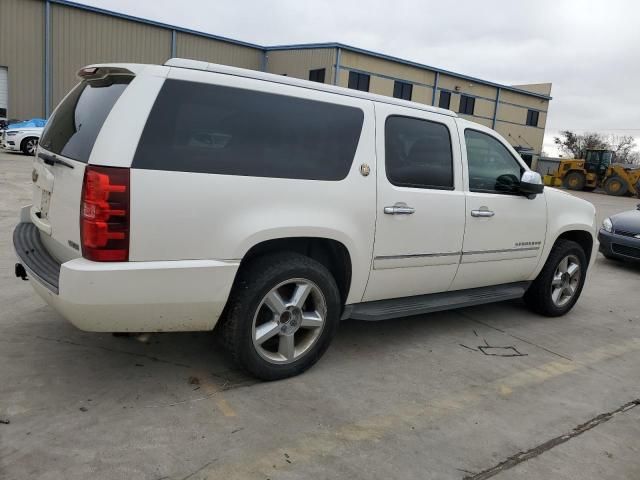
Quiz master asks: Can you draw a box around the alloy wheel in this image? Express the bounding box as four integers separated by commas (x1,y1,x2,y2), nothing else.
550,254,581,308
26,139,38,155
252,278,327,364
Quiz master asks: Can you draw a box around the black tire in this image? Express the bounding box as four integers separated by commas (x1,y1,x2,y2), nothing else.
524,239,587,317
563,171,586,191
603,176,628,196
219,252,341,380
21,137,38,156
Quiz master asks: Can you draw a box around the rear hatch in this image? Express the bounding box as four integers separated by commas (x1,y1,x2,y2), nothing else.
32,69,133,262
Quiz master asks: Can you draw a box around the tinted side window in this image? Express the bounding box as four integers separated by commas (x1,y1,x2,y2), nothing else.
465,129,523,194
40,76,132,162
133,80,364,181
385,116,454,190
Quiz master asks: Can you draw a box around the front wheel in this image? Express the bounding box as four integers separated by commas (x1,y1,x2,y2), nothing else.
21,137,38,156
524,239,587,316
603,176,628,196
220,252,341,380
563,171,586,191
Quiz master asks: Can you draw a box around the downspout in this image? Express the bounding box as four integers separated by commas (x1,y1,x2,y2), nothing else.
431,71,439,106
333,47,341,85
492,87,501,129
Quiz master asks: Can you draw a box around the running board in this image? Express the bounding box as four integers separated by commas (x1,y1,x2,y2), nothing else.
343,282,531,321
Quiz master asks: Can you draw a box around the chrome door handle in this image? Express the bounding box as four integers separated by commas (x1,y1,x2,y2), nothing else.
471,209,495,218
384,204,415,215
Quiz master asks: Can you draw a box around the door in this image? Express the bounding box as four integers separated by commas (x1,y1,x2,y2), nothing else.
363,104,466,302
451,125,547,291
0,66,7,119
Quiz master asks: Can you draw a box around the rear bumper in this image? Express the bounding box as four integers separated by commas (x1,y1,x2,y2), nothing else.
598,229,640,261
14,220,239,332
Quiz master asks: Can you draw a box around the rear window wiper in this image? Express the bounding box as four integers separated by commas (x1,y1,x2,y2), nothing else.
38,152,74,169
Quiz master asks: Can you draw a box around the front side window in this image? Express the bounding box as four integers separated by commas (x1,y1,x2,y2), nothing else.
465,129,523,194
459,95,475,115
385,116,454,189
133,80,364,181
348,71,370,92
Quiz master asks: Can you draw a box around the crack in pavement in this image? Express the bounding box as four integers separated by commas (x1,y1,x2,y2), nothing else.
457,312,573,361
463,399,640,480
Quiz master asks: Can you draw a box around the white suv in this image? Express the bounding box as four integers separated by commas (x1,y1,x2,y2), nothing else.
2,124,43,155
14,60,598,380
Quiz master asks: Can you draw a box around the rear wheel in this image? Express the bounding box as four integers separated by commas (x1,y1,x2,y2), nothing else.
21,137,38,156
563,171,586,190
220,252,341,380
524,239,587,317
603,176,628,196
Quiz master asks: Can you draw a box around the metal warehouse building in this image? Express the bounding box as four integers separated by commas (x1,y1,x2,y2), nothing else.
0,0,552,163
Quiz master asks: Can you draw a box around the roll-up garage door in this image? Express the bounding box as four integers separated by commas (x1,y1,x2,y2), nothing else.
0,67,8,119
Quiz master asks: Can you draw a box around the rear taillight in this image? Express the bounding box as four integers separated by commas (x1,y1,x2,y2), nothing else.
80,166,130,262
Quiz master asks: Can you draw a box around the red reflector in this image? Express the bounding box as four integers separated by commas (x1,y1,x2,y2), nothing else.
80,166,130,262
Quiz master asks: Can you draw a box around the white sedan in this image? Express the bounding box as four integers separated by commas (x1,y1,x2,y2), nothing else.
1,126,44,155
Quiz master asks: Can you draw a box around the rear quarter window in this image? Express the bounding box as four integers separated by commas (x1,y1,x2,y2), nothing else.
133,80,365,181
40,75,132,163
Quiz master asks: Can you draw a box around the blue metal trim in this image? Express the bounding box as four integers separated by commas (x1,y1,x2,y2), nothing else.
334,47,341,85
44,0,51,117
265,42,552,100
344,67,434,90
495,118,545,130
498,99,548,113
432,72,439,106
171,29,176,58
492,87,500,129
48,0,264,50
261,52,268,72
433,87,496,104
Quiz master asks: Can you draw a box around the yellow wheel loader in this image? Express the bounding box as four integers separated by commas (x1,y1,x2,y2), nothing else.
543,149,640,197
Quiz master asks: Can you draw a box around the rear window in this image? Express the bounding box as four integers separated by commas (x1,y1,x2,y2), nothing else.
132,80,364,181
39,75,132,163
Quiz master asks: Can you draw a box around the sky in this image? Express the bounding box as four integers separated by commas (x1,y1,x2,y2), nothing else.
78,0,640,156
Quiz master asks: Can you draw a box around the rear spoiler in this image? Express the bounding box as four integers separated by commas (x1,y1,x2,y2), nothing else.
77,66,135,81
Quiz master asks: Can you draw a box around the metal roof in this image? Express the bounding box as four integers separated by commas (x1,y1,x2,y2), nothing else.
52,0,552,101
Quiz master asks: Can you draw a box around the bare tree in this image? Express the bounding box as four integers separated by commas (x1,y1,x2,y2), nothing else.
554,131,639,164
553,131,608,159
608,135,638,164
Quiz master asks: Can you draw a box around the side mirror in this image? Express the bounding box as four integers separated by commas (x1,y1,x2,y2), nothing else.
520,171,544,199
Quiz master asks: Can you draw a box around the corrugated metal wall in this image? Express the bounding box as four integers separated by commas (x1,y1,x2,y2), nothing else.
176,33,263,70
50,3,172,107
266,49,336,83
0,0,45,119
